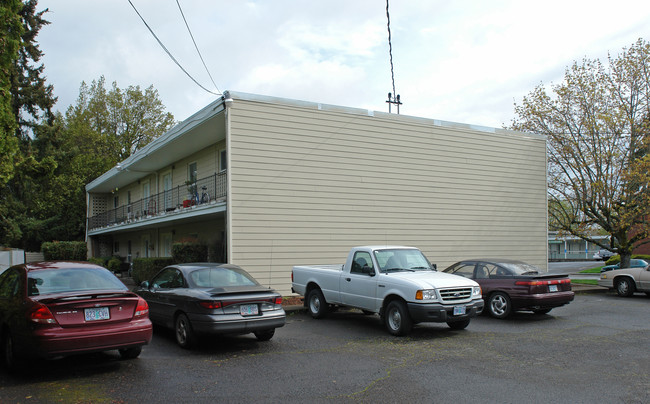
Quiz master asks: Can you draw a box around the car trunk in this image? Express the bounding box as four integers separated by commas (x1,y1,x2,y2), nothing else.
35,292,139,327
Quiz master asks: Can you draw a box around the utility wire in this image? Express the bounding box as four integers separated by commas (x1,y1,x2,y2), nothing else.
127,0,220,96
175,0,221,94
386,0,396,99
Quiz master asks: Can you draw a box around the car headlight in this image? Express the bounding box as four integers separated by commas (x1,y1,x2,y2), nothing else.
416,289,437,300
473,286,481,297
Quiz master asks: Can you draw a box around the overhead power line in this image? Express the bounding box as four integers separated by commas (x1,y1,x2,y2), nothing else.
127,0,220,96
175,0,221,94
385,0,402,113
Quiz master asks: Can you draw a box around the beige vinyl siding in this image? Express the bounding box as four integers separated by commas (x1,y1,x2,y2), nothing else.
228,99,547,294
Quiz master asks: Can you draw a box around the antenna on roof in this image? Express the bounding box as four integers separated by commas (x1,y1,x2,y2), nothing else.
386,93,402,114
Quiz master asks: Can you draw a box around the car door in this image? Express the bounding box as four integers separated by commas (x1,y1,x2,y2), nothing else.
639,266,650,291
340,251,378,311
0,268,23,331
144,267,184,326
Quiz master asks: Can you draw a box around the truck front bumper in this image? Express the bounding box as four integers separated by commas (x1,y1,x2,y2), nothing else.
407,299,484,323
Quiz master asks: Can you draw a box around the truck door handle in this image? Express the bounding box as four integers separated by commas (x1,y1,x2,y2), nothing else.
345,278,351,282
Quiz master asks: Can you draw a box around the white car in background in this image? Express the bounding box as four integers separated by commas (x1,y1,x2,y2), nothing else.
598,264,650,297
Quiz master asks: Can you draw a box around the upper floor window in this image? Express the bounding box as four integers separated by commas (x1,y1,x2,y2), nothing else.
188,162,198,182
219,149,227,172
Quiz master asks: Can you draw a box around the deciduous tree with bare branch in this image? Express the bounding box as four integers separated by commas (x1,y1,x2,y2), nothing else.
511,38,650,268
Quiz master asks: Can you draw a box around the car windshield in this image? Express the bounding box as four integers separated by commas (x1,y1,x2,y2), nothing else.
28,267,127,296
374,249,433,272
499,262,541,275
189,267,260,288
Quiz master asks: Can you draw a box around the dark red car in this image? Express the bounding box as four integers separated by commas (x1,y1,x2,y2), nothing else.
0,262,152,372
443,259,574,318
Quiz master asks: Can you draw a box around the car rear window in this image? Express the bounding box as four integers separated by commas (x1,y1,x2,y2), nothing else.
28,267,127,296
499,262,541,275
189,267,259,288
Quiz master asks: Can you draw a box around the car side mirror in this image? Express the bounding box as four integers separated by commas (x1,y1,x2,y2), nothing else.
431,264,437,271
140,281,150,289
363,266,375,276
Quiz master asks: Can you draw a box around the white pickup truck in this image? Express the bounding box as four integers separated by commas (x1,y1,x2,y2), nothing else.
291,246,484,336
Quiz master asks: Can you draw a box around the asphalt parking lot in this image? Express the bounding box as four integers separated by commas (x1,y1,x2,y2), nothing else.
1,289,648,403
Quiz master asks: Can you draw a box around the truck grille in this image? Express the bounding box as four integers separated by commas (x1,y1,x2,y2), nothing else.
439,287,472,302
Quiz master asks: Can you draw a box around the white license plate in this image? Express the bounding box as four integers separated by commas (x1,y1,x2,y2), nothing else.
549,284,558,292
84,307,110,321
453,306,466,316
240,304,259,316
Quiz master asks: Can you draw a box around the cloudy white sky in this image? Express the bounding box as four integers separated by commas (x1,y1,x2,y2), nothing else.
38,0,650,128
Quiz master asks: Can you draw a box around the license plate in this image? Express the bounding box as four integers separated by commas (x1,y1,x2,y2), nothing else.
240,304,259,316
549,284,558,292
453,306,466,316
84,307,110,321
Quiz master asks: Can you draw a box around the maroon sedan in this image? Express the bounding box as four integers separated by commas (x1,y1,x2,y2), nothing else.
0,262,152,372
443,259,574,319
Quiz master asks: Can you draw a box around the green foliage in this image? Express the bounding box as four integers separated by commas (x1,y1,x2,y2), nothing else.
131,257,174,285
107,257,122,273
0,0,22,187
604,254,650,266
172,242,208,263
41,241,87,260
88,257,105,266
511,38,650,265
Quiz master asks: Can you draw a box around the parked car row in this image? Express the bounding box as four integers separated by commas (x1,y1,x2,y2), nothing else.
0,261,286,373
3,250,646,373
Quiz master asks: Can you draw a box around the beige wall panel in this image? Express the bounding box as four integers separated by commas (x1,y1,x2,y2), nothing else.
227,100,547,294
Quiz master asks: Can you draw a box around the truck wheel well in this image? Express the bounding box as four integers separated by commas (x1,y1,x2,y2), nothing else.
304,282,322,306
381,294,406,315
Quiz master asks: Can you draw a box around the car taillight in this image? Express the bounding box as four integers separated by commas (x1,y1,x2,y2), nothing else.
199,301,222,309
29,303,57,324
274,297,283,305
515,279,571,286
134,298,149,317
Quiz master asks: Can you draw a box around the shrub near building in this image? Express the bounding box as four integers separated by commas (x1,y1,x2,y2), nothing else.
131,242,209,285
41,241,88,261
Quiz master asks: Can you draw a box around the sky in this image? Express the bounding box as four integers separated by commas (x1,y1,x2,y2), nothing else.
37,0,650,129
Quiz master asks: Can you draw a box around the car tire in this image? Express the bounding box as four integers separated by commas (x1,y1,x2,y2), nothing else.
175,313,196,348
118,346,142,359
533,308,552,315
2,330,20,373
307,288,329,319
615,278,635,297
254,329,275,341
447,319,470,330
384,300,412,336
488,292,512,319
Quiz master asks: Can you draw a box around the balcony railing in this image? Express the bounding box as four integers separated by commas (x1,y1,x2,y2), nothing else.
88,172,226,231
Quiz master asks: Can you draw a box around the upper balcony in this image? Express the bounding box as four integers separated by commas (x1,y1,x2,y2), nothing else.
87,172,226,233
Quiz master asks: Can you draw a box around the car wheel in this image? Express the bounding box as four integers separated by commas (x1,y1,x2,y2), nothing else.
447,319,470,330
175,313,196,348
254,329,275,341
2,330,21,373
384,300,412,336
118,346,142,359
488,292,512,319
616,278,635,297
533,308,552,315
307,288,329,319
